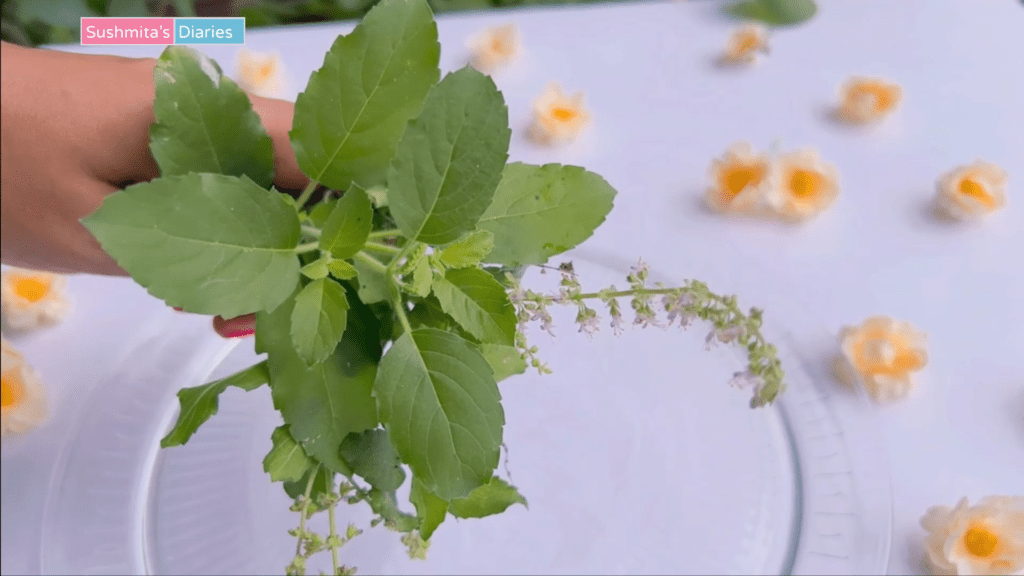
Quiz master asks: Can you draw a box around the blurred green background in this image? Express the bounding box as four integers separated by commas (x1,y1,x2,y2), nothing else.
0,0,625,46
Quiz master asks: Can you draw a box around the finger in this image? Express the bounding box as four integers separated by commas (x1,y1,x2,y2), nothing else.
249,94,309,190
213,314,256,339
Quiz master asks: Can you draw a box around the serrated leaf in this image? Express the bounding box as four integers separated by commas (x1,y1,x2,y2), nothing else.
160,361,269,447
727,0,817,26
340,429,406,492
373,328,503,500
352,256,391,304
290,0,440,190
388,67,511,245
367,489,419,532
329,259,359,280
408,255,433,297
264,425,315,482
410,477,448,540
439,230,494,268
82,173,301,317
301,259,330,280
449,476,527,518
309,199,337,228
478,163,616,267
479,343,527,382
284,466,335,504
431,267,515,346
366,185,389,208
150,46,275,188
320,185,373,259
256,284,380,475
291,278,350,366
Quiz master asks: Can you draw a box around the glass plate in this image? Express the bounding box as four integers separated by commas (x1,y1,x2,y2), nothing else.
36,250,891,575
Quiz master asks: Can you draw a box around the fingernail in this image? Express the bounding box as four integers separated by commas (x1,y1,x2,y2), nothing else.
213,314,256,339
224,327,255,338
172,306,184,312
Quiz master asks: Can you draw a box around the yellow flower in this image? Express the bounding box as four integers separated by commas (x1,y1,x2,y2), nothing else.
767,148,841,222
528,82,590,146
721,25,769,65
235,49,287,98
467,23,520,74
705,142,772,214
1,267,70,332
837,316,928,402
836,76,903,124
936,160,1008,221
921,496,1024,576
1,338,48,437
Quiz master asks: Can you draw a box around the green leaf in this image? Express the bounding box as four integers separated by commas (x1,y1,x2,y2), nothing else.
431,267,515,346
264,425,315,482
727,0,817,26
289,0,440,190
366,185,389,208
408,255,433,297
352,256,391,304
82,173,301,318
150,46,275,188
18,0,94,27
449,476,527,518
291,278,350,366
284,466,336,505
161,361,269,447
388,67,511,245
256,284,380,475
373,328,503,500
439,230,494,268
320,185,373,259
410,477,448,540
106,0,148,16
367,489,418,532
478,163,616,267
340,429,406,492
301,259,330,280
308,199,338,228
329,259,359,280
479,343,527,382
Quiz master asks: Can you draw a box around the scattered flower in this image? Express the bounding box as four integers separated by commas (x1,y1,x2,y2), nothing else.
705,141,772,214
1,267,71,332
528,82,590,146
467,23,521,73
235,49,288,98
836,76,902,124
935,160,1008,221
837,315,928,402
767,148,841,222
920,495,1024,575
720,24,769,65
1,338,48,437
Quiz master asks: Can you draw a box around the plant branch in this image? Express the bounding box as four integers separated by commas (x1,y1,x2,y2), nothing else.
368,229,401,240
362,241,400,255
301,225,322,238
295,180,320,207
295,242,320,254
353,252,388,274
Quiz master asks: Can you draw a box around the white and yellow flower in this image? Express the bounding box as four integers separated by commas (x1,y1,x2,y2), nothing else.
836,77,902,124
921,496,1024,576
705,141,772,214
837,315,928,403
1,338,48,437
467,23,521,74
721,24,769,65
766,148,841,222
528,82,590,146
1,267,71,332
235,49,287,99
935,161,1008,221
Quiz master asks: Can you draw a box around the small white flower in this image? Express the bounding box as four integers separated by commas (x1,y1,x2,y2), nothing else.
935,160,1008,221
729,370,765,395
920,495,1024,576
1,267,71,332
705,141,772,215
1,338,48,437
609,313,625,336
716,326,745,343
838,315,928,403
528,82,590,146
766,148,841,222
721,25,769,65
836,76,903,124
235,49,288,98
467,23,521,74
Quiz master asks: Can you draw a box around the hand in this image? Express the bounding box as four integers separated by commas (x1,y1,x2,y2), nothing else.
0,41,308,337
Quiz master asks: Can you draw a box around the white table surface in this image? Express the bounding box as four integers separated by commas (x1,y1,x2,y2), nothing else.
2,1,1022,574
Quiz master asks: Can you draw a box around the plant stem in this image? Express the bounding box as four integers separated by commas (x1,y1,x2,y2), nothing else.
296,242,320,254
327,497,340,575
353,252,388,274
362,241,400,255
576,287,680,300
301,225,322,238
367,229,401,240
295,181,319,207
296,470,317,558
